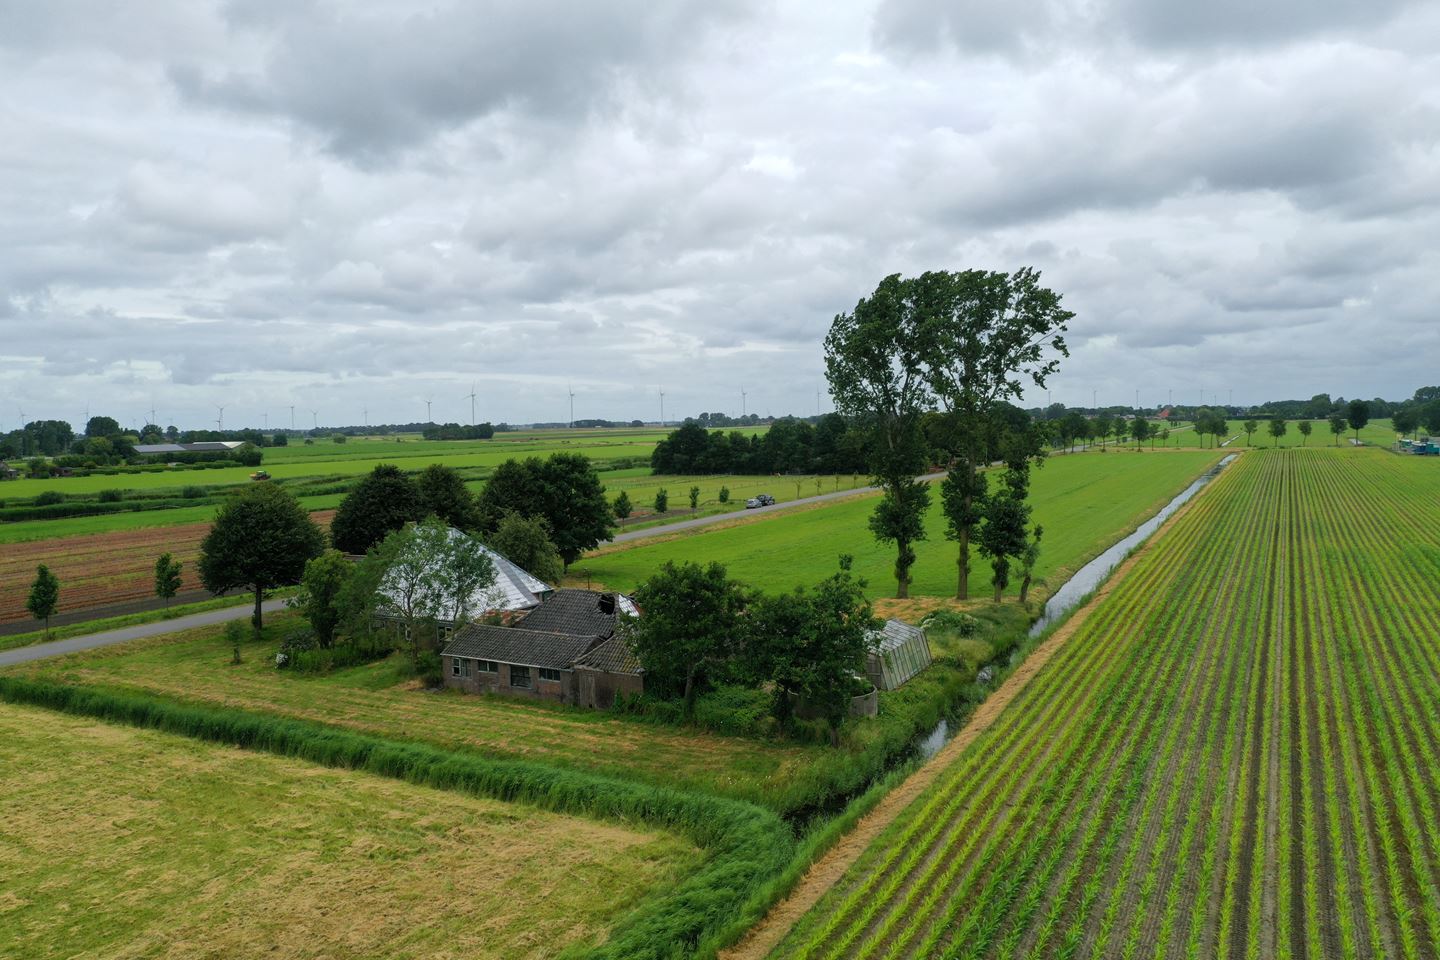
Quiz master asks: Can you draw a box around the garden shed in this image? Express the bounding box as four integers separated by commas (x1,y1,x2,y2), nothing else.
866,619,933,691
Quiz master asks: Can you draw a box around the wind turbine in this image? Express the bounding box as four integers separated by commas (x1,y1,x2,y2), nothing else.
263,412,268,430
658,388,665,428
215,404,225,432
465,383,478,426
149,403,157,427
310,409,318,431
424,397,432,423
567,384,577,429
741,386,747,418
363,405,368,428
289,405,296,430
816,386,821,418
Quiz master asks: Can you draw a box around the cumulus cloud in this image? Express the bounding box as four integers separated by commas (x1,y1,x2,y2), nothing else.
0,0,1437,430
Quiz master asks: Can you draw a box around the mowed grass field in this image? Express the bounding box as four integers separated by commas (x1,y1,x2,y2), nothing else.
574,449,1225,599
0,700,699,960
768,446,1440,960
3,622,827,811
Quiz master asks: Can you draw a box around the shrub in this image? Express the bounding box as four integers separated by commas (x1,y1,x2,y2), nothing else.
654,488,668,513
34,490,64,506
97,488,124,503
922,609,981,637
718,485,730,504
182,485,206,499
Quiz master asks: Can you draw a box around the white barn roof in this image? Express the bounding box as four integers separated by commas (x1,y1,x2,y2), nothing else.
376,527,553,623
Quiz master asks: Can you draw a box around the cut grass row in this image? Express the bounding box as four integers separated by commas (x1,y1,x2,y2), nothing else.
768,447,1440,959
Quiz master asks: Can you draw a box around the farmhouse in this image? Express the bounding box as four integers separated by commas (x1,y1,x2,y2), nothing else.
865,619,933,691
0,461,17,480
441,588,643,707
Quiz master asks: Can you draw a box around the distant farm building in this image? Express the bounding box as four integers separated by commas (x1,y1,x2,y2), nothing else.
133,441,246,455
865,619,933,691
1398,438,1440,456
0,461,17,480
441,589,643,708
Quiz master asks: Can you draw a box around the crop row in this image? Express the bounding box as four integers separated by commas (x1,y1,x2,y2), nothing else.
771,448,1440,960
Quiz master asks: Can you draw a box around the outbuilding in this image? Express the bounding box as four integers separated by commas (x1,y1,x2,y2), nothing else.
865,619,933,691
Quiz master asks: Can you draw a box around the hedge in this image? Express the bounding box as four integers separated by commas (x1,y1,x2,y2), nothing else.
0,677,792,959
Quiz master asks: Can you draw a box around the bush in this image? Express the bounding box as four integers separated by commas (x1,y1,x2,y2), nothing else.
718,485,730,504
34,490,64,506
921,610,981,637
654,488,668,513
97,488,124,503
182,485,206,499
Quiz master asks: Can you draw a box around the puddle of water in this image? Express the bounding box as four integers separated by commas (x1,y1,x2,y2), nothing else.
1029,453,1237,637
916,717,949,760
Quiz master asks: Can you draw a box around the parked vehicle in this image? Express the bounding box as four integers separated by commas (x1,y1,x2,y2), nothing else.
744,497,762,509
250,470,271,481
756,493,775,505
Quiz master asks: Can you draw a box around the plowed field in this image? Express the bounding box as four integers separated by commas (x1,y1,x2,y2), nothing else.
767,448,1440,960
0,511,333,623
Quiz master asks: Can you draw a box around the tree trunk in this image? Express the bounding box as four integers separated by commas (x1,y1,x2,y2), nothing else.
252,585,263,633
895,534,910,599
683,669,698,718
994,582,1003,602
1019,575,1031,605
957,524,971,600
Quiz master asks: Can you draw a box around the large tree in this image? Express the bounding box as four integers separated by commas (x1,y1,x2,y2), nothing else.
1392,407,1420,439
825,274,934,598
331,464,422,554
918,268,1070,599
475,454,613,568
415,463,479,530
199,483,324,630
1131,417,1150,450
1243,419,1259,446
367,518,497,662
1423,400,1440,436
1297,419,1312,445
1347,399,1370,443
627,560,750,716
153,553,182,609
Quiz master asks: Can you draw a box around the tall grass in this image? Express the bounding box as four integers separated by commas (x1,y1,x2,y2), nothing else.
0,677,792,960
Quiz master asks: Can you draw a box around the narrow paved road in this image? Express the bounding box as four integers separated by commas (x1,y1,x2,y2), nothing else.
0,599,286,668
610,474,945,544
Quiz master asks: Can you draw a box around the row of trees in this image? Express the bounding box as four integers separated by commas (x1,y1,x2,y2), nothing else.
650,415,869,475
626,558,875,740
827,268,1071,600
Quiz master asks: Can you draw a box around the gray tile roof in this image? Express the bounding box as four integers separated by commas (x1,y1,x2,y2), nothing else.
573,635,643,675
517,589,635,639
442,624,599,670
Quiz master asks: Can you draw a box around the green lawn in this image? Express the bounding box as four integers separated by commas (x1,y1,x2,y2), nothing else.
1217,416,1411,449
572,449,1225,599
0,700,698,960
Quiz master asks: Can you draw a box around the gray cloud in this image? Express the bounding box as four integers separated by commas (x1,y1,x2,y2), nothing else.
1,0,1438,431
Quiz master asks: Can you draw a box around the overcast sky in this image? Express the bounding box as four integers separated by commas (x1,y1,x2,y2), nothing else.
2,0,1437,431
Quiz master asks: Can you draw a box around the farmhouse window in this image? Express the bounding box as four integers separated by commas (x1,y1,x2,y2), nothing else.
451,658,470,678
478,660,498,673
510,666,532,689
538,667,562,682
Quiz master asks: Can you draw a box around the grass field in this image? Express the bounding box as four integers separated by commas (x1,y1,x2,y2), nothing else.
0,699,699,960
767,446,1440,960
574,449,1225,599
3,621,830,811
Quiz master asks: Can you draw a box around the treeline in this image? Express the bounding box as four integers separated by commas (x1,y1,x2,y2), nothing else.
651,415,869,475
420,422,496,440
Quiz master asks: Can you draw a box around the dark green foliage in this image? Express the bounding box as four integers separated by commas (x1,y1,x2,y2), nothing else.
235,443,263,467
154,553,183,608
199,483,324,630
85,415,121,438
650,415,867,475
1424,400,1440,435
1329,413,1347,445
476,454,614,568
182,485,206,499
1243,419,1259,445
291,549,352,647
1297,420,1313,445
0,678,792,960
1269,417,1288,447
1391,408,1418,438
977,494,1030,601
97,488,123,503
718,486,730,504
485,511,564,584
34,490,64,506
654,487,669,513
613,490,633,520
629,561,750,716
689,485,701,510
27,564,60,631
330,464,422,554
1348,399,1370,441
868,480,930,598
415,463,479,530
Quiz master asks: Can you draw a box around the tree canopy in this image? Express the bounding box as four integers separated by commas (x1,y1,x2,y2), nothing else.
199,483,324,630
484,511,564,585
476,454,614,568
331,464,422,555
416,463,480,530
